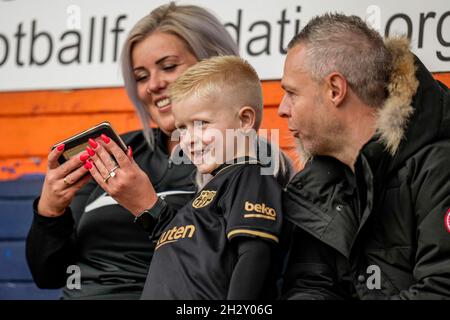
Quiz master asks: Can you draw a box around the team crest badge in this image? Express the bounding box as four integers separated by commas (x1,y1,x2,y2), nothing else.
192,190,217,208
445,209,450,233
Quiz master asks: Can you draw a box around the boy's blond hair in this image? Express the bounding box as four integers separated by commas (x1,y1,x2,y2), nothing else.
169,56,263,129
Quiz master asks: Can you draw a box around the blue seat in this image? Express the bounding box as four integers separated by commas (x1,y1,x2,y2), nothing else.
0,241,33,281
0,174,61,299
0,283,61,300
0,174,45,198
0,200,35,239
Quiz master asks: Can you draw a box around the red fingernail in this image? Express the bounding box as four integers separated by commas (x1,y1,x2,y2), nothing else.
80,153,90,162
86,146,95,156
128,146,133,158
101,134,110,144
84,160,93,170
88,138,98,149
57,144,65,151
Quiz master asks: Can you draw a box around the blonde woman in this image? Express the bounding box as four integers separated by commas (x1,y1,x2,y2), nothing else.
26,3,238,300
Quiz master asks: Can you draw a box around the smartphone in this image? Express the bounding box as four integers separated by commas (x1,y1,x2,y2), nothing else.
51,122,127,164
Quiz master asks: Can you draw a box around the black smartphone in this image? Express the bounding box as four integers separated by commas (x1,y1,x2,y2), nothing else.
51,122,127,164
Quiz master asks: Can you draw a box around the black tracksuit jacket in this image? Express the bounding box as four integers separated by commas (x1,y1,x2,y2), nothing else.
282,41,450,299
26,129,196,299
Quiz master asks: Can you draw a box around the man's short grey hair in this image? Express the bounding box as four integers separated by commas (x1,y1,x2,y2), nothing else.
288,13,392,108
121,2,239,150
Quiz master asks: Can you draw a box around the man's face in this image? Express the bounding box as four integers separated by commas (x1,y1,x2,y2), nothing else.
278,44,341,156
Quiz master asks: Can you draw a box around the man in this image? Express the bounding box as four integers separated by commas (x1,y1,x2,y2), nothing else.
278,13,450,299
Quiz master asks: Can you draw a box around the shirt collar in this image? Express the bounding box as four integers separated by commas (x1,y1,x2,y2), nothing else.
210,156,259,176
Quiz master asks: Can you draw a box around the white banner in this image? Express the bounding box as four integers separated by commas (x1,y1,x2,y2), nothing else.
0,0,449,91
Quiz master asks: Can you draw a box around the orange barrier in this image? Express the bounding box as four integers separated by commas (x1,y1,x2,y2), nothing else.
0,75,449,180
434,73,450,86
0,81,298,180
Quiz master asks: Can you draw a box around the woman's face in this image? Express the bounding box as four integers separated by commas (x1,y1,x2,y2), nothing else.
132,31,198,136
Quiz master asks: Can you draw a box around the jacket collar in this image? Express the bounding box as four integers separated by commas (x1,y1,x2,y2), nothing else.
367,37,449,174
375,37,419,156
286,156,359,258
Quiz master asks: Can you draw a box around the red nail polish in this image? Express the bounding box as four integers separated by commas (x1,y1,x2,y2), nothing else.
80,153,90,162
57,144,65,151
88,138,98,149
86,146,95,156
128,146,133,158
84,160,93,170
101,134,110,144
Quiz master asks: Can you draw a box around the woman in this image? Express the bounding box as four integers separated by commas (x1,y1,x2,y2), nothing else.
26,3,239,300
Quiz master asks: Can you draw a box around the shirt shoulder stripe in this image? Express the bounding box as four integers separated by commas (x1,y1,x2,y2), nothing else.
227,229,279,243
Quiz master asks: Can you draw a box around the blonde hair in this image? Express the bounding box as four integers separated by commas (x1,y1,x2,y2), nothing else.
121,2,239,150
169,55,263,129
169,56,294,187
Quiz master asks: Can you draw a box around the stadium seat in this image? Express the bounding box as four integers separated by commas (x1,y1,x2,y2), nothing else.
0,174,62,300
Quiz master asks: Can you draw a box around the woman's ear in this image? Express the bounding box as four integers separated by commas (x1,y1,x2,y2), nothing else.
238,106,256,133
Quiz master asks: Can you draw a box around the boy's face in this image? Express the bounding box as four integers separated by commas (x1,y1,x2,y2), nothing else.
172,94,242,174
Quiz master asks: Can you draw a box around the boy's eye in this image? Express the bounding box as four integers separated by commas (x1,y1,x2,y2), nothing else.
194,120,209,127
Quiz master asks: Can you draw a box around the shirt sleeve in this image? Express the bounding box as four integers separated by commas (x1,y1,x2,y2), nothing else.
221,165,283,245
227,238,273,300
25,180,97,289
26,197,77,289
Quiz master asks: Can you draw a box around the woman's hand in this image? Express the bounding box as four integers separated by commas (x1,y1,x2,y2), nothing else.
85,135,158,217
38,145,92,217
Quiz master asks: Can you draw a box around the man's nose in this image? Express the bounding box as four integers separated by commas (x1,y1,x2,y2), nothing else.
278,95,291,118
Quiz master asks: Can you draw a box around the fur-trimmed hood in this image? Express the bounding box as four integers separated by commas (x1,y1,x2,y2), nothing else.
374,37,450,170
376,38,418,155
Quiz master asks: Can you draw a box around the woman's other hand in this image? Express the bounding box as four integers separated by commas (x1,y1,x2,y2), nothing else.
37,144,92,217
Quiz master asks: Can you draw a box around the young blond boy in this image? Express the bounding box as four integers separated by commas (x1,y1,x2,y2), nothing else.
140,56,285,299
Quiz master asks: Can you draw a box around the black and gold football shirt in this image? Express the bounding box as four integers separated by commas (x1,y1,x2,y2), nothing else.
141,159,283,299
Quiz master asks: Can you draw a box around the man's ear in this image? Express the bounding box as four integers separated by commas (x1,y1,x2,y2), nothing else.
238,106,256,132
325,72,348,107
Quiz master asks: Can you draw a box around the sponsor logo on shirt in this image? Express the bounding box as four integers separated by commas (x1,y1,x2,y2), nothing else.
445,209,450,233
155,225,196,250
192,190,217,208
244,201,277,221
